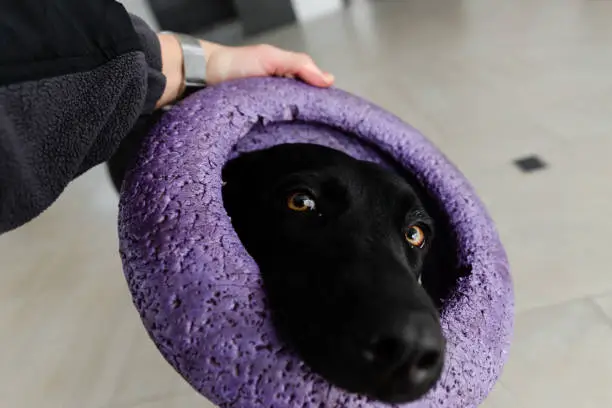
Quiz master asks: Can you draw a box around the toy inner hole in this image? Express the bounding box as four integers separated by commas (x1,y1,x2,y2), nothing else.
225,120,465,309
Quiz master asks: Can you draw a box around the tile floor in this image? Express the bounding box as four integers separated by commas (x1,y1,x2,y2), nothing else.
2,0,612,407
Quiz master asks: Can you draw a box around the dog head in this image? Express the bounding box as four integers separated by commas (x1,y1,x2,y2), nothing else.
222,143,448,403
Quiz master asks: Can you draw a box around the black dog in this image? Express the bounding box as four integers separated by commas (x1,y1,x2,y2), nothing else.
222,143,455,403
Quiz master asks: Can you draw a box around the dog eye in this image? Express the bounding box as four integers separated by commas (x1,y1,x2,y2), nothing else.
405,225,426,248
287,192,316,212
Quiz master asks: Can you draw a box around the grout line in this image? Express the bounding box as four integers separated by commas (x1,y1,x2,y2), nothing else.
514,289,612,316
587,298,612,328
486,381,527,408
100,390,194,408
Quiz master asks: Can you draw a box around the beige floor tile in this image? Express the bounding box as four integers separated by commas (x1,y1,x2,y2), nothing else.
0,166,137,408
0,255,138,408
501,300,612,407
479,382,522,408
119,389,215,408
107,328,195,407
592,294,612,323
467,137,612,312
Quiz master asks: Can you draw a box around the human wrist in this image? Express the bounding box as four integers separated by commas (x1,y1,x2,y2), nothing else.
155,35,224,109
198,40,225,85
198,39,223,63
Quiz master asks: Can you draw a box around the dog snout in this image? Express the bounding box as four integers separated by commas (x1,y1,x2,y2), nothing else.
364,313,445,400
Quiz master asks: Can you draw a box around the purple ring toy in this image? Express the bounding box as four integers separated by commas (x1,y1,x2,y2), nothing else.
118,77,513,408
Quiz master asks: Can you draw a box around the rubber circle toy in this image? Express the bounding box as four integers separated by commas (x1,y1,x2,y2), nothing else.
118,77,514,408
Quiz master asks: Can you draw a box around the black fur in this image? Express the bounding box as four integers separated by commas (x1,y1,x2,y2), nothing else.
222,143,456,403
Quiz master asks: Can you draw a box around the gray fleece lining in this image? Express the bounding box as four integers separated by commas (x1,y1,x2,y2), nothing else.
0,52,148,233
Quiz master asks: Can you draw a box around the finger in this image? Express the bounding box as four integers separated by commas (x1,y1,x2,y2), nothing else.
296,63,335,87
268,49,334,87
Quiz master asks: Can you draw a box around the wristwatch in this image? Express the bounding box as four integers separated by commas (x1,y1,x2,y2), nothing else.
161,32,208,90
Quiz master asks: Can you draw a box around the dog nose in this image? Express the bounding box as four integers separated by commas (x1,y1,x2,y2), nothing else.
365,313,444,389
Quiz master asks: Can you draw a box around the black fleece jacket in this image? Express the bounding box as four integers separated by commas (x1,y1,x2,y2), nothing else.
0,0,166,234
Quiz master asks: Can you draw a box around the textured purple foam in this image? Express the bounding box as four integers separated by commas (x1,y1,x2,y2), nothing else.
118,77,514,408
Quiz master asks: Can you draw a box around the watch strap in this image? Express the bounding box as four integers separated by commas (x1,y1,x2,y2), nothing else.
164,32,207,88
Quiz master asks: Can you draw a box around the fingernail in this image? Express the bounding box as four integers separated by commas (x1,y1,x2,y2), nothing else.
323,72,335,83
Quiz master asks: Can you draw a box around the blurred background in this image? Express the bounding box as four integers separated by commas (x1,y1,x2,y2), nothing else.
2,0,612,407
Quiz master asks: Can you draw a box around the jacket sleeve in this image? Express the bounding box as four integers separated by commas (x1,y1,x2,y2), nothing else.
0,0,166,234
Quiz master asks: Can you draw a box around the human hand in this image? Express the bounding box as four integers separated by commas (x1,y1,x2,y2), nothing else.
157,34,334,108
203,42,335,88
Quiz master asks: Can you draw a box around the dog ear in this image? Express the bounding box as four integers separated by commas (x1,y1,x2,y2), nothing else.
222,150,272,191
222,146,298,188
222,153,251,185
